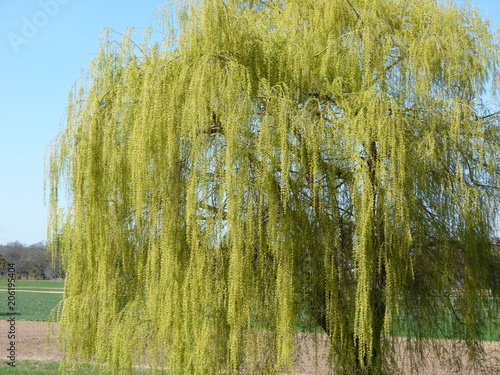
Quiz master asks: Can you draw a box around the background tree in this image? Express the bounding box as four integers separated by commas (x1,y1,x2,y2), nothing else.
0,242,60,279
0,253,6,276
47,0,500,373
26,242,53,279
1,241,26,278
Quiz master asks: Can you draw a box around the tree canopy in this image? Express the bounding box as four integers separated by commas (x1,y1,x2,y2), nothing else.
0,242,61,279
48,0,500,373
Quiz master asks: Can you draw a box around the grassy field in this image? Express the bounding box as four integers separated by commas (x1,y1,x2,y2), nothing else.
0,280,64,291
0,360,151,375
393,317,500,342
0,280,63,321
0,361,68,375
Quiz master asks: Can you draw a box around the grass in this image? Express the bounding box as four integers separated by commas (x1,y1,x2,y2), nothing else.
0,360,152,375
0,360,62,375
0,292,62,321
393,314,500,342
0,280,63,321
0,280,64,291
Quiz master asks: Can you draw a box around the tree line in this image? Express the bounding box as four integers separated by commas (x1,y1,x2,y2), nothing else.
0,241,63,280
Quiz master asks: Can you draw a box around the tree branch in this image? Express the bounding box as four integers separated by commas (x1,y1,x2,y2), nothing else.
481,111,500,121
345,0,361,21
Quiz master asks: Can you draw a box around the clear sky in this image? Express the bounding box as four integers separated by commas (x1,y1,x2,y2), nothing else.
0,1,499,246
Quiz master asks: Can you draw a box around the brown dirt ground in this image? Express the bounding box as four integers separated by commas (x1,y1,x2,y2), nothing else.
1,320,62,362
1,320,499,374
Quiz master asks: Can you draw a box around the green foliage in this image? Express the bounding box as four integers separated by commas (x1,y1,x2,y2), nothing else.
47,0,500,374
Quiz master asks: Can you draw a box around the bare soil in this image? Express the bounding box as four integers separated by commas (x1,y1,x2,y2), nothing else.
1,320,499,374
1,319,62,362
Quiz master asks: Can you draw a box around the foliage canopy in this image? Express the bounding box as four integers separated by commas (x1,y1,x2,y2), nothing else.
48,0,500,373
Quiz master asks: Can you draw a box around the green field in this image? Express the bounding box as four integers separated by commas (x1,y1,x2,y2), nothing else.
0,293,62,321
0,280,64,291
0,361,68,375
0,280,63,321
0,360,151,375
393,314,500,342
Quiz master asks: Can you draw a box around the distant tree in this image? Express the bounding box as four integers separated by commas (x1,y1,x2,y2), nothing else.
0,253,6,276
1,241,25,277
27,242,51,279
47,0,500,374
0,242,58,279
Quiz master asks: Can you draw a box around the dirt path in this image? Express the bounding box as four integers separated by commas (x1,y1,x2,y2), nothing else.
0,289,63,294
0,286,64,290
0,320,499,374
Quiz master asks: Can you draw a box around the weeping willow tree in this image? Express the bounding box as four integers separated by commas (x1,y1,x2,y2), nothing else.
47,0,500,374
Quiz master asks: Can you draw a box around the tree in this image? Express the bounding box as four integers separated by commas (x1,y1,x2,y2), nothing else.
47,0,500,373
26,242,53,279
0,253,6,276
0,241,26,278
0,242,57,279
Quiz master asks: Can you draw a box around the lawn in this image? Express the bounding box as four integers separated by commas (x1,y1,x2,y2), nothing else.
0,360,151,375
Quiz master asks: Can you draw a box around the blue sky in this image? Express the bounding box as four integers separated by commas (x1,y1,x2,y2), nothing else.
0,0,499,246
0,0,168,245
